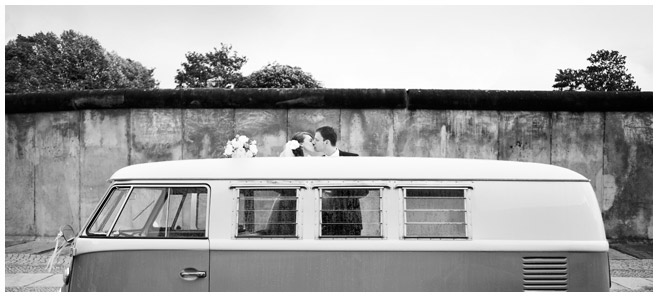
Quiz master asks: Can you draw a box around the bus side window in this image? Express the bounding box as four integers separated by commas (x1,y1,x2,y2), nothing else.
403,188,469,238
320,188,382,238
236,188,299,238
150,187,208,238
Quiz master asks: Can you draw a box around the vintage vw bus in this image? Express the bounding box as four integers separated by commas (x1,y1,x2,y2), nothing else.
62,157,610,292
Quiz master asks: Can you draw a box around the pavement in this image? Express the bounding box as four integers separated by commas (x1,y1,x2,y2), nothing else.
4,239,653,292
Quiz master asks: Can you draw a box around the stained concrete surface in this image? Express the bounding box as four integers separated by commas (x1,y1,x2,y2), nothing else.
235,109,287,157
287,109,341,138
80,109,130,227
393,110,499,159
183,109,235,159
5,108,653,241
130,109,183,163
34,112,81,236
341,109,395,156
498,111,551,163
5,113,36,236
603,112,653,240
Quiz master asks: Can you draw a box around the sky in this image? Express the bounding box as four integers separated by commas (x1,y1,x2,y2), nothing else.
4,3,654,91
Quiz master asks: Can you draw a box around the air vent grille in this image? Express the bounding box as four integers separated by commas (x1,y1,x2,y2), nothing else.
523,257,568,291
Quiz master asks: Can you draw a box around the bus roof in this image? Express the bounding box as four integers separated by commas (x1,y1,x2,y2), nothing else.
110,157,589,182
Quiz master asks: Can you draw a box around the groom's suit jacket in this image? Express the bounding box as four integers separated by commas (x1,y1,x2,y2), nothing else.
338,150,359,157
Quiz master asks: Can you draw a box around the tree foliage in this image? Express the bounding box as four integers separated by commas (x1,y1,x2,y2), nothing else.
174,44,248,88
552,49,641,91
174,44,322,89
552,68,585,91
105,52,158,89
5,30,157,93
238,62,322,88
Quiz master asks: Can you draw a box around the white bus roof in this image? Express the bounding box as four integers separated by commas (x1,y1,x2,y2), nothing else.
110,157,589,182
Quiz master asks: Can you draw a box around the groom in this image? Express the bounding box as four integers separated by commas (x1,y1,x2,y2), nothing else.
313,126,359,157
313,126,361,236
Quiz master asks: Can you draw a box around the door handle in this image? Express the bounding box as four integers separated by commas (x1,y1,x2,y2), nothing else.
179,268,207,281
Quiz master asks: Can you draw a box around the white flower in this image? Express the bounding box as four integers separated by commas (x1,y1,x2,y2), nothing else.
286,140,300,150
222,134,258,158
234,147,246,158
238,135,249,145
223,143,234,155
230,139,240,149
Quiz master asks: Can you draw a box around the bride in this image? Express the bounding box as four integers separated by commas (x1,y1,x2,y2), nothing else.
279,132,323,157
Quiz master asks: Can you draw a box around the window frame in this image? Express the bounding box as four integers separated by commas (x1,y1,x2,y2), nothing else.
317,186,384,239
233,187,302,239
401,187,471,240
85,186,132,237
83,183,211,239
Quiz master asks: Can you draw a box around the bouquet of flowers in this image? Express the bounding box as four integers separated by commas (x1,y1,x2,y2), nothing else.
223,135,258,158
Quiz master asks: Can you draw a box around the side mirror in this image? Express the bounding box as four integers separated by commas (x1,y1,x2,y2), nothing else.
60,225,76,243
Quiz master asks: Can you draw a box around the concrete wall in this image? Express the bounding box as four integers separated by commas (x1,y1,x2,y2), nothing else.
5,89,652,240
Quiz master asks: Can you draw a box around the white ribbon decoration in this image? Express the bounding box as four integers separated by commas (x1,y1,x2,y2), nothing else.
46,231,65,272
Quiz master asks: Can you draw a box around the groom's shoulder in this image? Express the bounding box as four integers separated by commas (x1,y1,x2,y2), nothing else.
339,150,359,157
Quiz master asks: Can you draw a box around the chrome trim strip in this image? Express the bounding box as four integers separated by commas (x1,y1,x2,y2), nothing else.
205,239,610,252
313,184,391,189
73,237,608,255
74,237,209,256
112,178,590,182
317,186,386,192
397,184,474,189
229,184,309,189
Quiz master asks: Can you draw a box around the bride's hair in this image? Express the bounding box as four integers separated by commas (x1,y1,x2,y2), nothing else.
290,131,313,157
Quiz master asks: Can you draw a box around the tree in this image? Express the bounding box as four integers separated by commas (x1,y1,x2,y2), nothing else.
552,68,585,91
59,30,109,90
5,30,158,93
174,44,248,88
552,49,641,91
582,50,641,91
5,32,65,93
238,62,322,88
105,51,158,89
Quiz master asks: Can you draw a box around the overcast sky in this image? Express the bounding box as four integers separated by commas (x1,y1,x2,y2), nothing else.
4,3,654,91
